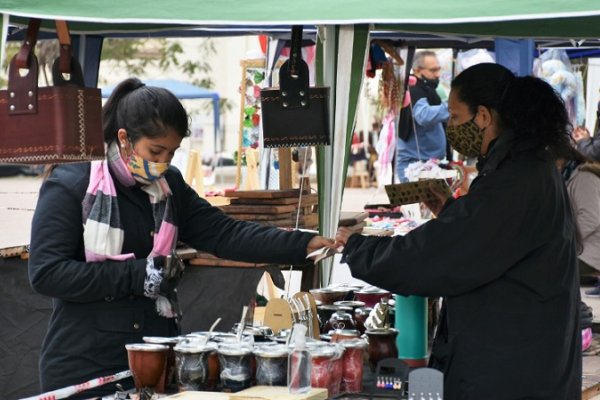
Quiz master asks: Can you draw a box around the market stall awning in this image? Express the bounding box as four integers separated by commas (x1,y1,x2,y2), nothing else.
1,0,600,38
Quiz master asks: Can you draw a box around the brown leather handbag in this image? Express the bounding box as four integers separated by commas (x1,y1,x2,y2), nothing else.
0,19,104,164
260,25,330,148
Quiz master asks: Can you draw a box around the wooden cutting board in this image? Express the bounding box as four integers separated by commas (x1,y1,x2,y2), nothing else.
231,386,328,400
188,252,270,268
227,213,295,221
221,204,298,214
229,194,318,206
338,211,370,227
165,392,231,399
225,189,301,199
263,298,293,334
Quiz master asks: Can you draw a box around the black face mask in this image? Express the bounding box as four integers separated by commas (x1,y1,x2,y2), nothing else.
423,78,440,90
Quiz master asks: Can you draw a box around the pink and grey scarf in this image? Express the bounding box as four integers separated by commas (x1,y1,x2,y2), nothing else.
82,142,178,317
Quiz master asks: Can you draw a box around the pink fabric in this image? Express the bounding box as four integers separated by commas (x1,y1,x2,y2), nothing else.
87,161,117,197
582,327,593,352
152,221,177,257
83,142,177,263
84,249,135,263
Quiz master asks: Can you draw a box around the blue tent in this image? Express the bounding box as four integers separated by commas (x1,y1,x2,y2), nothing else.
102,79,220,149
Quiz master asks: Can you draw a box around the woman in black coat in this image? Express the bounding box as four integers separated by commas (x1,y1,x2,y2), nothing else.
336,64,581,399
29,78,333,398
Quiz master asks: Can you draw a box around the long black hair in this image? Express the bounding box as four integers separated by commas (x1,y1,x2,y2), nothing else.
451,63,575,161
102,78,190,144
451,63,514,120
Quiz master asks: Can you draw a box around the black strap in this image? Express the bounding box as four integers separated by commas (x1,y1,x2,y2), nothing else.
288,25,303,77
403,46,416,95
279,25,310,109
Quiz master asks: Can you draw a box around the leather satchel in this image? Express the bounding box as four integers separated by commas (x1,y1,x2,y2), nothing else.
260,25,330,148
0,19,104,164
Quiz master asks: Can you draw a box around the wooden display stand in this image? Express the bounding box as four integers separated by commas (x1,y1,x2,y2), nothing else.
244,148,260,190
221,189,318,230
236,59,266,189
278,148,292,190
185,149,205,197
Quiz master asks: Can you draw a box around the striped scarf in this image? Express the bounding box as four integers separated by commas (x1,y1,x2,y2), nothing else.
82,142,178,317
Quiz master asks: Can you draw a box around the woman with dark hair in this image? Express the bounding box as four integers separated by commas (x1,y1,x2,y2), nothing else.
336,63,581,399
29,78,333,398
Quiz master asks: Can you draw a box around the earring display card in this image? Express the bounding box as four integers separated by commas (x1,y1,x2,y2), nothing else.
385,179,451,206
407,368,444,400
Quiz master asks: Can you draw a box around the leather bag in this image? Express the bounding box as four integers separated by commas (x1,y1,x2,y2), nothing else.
0,19,104,164
260,25,330,148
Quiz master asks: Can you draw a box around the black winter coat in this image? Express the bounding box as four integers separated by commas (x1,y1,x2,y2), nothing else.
29,163,314,398
342,134,581,399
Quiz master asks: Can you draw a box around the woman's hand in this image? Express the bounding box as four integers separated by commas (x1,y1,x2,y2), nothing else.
572,126,590,142
306,235,336,260
335,222,366,248
423,181,452,217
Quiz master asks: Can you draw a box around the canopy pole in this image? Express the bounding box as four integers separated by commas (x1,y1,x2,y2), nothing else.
0,14,8,70
317,24,370,287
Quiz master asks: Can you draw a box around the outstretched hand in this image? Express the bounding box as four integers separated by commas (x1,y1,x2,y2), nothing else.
572,126,590,143
335,222,366,248
423,181,452,217
306,236,336,261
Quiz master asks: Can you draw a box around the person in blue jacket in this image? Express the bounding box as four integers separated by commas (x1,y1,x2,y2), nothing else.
396,50,449,181
338,63,581,399
28,78,333,399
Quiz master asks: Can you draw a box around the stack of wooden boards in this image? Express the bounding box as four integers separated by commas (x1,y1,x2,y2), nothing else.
220,189,319,229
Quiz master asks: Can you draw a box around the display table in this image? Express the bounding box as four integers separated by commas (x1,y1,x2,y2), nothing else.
186,250,319,293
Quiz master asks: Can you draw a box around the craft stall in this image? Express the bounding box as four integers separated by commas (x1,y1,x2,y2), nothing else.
4,2,600,399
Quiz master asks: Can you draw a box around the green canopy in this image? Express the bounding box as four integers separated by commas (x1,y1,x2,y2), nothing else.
1,0,600,38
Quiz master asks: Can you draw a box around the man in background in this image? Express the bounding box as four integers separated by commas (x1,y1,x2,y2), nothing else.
396,50,449,181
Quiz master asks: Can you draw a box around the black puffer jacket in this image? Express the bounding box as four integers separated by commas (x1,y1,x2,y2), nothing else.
343,133,581,399
29,163,314,398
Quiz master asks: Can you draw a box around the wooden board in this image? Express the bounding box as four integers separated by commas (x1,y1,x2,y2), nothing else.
165,392,231,399
229,194,318,206
224,189,300,199
278,148,293,190
227,213,295,222
188,252,270,268
221,204,298,215
338,211,370,227
259,214,319,228
0,245,28,259
206,196,231,206
175,247,199,260
231,386,327,400
263,298,293,334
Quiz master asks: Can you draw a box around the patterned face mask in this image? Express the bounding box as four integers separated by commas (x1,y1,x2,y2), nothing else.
445,118,484,157
126,147,170,183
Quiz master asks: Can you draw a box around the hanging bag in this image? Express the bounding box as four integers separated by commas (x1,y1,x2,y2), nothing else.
0,19,104,164
260,25,330,147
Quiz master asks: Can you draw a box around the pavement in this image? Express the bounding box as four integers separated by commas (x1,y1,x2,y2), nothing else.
0,175,41,252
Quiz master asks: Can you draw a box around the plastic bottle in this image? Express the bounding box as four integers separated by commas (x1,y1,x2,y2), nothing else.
287,323,311,394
